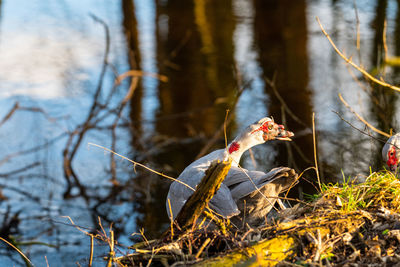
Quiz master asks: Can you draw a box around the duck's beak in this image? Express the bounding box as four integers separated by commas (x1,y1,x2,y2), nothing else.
276,126,294,141
276,132,294,141
261,122,294,141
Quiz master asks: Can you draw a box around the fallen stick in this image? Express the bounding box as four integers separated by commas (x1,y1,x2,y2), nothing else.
166,159,232,236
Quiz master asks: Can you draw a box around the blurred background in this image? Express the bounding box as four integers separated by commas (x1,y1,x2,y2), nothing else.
0,0,399,265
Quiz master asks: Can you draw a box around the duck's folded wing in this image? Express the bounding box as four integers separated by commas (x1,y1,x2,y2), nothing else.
229,167,298,201
223,166,266,187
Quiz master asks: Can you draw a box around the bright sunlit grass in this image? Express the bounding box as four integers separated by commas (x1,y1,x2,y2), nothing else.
312,170,400,212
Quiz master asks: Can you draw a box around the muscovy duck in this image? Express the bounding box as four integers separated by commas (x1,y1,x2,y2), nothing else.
382,133,400,172
166,117,298,226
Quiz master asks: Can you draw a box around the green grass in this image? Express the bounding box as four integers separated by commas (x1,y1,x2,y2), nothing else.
316,170,400,212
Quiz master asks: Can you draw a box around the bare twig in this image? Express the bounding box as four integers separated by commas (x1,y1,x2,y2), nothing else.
62,14,112,199
115,70,168,84
163,30,192,69
280,105,297,173
168,199,174,237
89,235,94,267
88,143,195,191
332,111,387,144
224,110,229,149
110,75,139,182
62,216,92,236
0,133,67,167
173,160,232,232
0,236,34,267
0,102,67,129
195,237,211,258
0,102,19,128
338,93,390,138
106,230,115,267
312,113,322,192
231,160,283,212
248,148,257,169
353,0,361,61
0,183,40,202
265,75,309,128
345,64,373,96
383,20,388,63
316,17,400,92
0,162,40,178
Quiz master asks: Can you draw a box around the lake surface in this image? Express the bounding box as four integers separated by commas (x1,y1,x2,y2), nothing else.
0,0,399,265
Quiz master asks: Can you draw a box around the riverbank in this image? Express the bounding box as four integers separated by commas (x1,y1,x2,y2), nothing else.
116,170,400,266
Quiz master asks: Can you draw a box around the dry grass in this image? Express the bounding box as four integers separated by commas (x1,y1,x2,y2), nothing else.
105,171,400,266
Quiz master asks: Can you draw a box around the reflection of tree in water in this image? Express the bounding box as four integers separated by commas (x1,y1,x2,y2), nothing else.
253,0,318,197
121,0,159,237
0,105,76,263
318,0,400,179
128,0,240,238
1,0,400,264
368,0,397,171
123,0,144,147
127,0,400,238
0,9,158,263
395,0,400,83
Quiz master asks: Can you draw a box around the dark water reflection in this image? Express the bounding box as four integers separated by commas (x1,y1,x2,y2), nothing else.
0,0,399,265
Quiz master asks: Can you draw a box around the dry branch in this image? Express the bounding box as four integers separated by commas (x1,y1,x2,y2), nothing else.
333,110,388,145
0,102,66,129
0,236,34,267
316,17,400,92
265,76,309,128
312,113,322,192
0,102,19,128
115,70,168,84
62,14,111,199
89,143,195,191
174,159,232,232
338,93,390,138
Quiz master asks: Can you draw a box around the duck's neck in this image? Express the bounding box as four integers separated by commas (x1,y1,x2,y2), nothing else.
226,133,262,165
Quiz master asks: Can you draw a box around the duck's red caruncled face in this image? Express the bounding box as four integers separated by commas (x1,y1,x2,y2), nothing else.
251,121,293,141
387,146,398,171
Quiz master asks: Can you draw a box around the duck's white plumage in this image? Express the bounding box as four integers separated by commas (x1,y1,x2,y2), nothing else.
166,117,298,226
167,148,238,218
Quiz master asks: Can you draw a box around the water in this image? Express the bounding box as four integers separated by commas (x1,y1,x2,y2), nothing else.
0,0,399,265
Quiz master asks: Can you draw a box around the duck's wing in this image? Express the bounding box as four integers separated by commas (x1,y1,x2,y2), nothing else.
167,163,241,220
167,175,240,220
229,167,298,201
166,167,206,220
209,183,240,218
224,166,290,189
166,180,196,220
228,167,298,227
223,166,266,187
